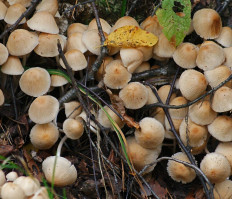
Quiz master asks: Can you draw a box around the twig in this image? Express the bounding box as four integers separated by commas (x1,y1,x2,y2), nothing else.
0,0,41,40
126,0,139,16
151,1,162,16
9,76,18,119
216,0,232,14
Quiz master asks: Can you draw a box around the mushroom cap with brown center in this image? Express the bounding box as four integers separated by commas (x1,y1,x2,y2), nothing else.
63,118,84,140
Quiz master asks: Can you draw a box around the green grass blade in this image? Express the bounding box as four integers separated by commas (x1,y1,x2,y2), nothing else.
121,0,127,16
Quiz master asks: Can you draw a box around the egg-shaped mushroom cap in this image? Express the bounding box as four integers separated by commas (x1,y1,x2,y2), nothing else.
173,42,198,69
67,23,88,37
167,152,196,184
42,156,77,187
6,171,18,182
0,43,8,65
223,47,232,70
169,96,188,119
29,95,59,124
215,26,232,47
204,65,232,88
213,180,232,199
179,119,208,148
103,60,132,89
0,1,7,20
140,15,163,36
1,182,26,199
4,3,26,25
211,86,232,112
19,67,51,97
63,118,84,140
179,69,207,101
1,56,24,75
119,82,148,109
135,117,165,149
200,152,231,183
36,0,58,16
0,169,6,186
157,85,176,103
189,100,217,125
6,29,39,56
66,32,87,53
208,115,232,142
97,105,124,130
14,176,40,196
125,136,161,173
193,8,222,39
196,41,225,71
111,16,139,32
27,11,59,34
88,18,111,34
215,142,232,174
30,122,59,150
64,101,82,119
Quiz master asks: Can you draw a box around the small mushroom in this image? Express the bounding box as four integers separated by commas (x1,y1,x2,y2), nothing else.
1,56,24,75
215,26,232,47
4,3,26,25
213,180,232,199
63,118,84,140
1,182,26,199
36,0,58,16
6,171,18,182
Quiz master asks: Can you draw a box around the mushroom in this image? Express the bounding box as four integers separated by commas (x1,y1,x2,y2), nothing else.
87,18,111,34
95,56,113,81
157,85,176,103
134,62,150,73
67,23,88,37
167,152,196,184
64,101,82,119
200,152,231,183
223,47,232,70
0,89,4,106
29,187,49,199
145,86,158,105
135,117,165,149
140,15,163,36
169,96,188,119
51,75,68,87
66,32,88,53
36,0,58,16
1,182,26,199
111,16,139,32
0,1,7,20
164,117,183,139
30,122,59,150
6,171,18,182
0,170,6,186
7,0,31,7
213,180,232,199
215,26,232,47
0,43,8,65
1,56,24,75
63,118,84,140
4,3,26,25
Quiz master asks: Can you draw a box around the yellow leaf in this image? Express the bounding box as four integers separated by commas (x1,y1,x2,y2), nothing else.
104,25,158,48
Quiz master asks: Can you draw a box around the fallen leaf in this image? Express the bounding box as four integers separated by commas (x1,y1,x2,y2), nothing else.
0,144,14,156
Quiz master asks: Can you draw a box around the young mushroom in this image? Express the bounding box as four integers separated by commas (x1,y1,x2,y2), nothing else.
213,180,232,199
1,182,26,199
63,118,84,140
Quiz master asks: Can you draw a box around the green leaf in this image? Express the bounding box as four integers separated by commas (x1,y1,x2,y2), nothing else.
156,0,191,46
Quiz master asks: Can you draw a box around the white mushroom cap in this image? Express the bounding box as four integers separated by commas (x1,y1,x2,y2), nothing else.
213,180,232,199
6,171,18,182
4,3,26,25
179,69,207,100
19,67,51,97
135,117,165,149
211,86,232,112
63,118,84,140
51,75,68,87
193,8,222,39
28,95,59,124
29,187,49,199
36,0,58,16
14,176,40,196
42,156,77,187
6,29,39,56
60,49,87,71
27,11,59,34
200,152,231,183
67,23,88,37
208,115,232,142
215,27,232,47
64,101,82,119
0,170,6,186
111,16,139,32
1,182,26,199
119,82,148,109
0,43,8,65
30,122,59,149
167,152,196,184
88,18,111,34
0,1,7,20
66,32,87,53
1,56,24,75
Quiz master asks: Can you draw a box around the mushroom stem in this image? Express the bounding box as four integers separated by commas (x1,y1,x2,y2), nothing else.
56,135,67,157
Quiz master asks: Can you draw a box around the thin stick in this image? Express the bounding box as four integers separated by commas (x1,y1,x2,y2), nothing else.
126,0,139,16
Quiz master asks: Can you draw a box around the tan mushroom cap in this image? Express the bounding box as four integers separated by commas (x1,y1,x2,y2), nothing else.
6,171,18,182
64,101,82,119
67,23,88,37
137,46,153,61
200,152,231,183
204,65,232,88
179,119,208,148
1,56,24,75
211,86,232,112
27,11,59,34
88,18,111,34
19,67,51,97
135,117,165,149
4,3,26,25
119,82,148,109
167,152,196,184
169,96,188,119
145,86,158,105
51,75,68,87
196,41,225,71
157,85,176,103
215,142,232,174
36,0,58,16
28,95,59,124
164,117,182,139
179,69,207,100
134,62,150,73
34,33,65,57
140,15,163,36
42,156,77,187
30,122,59,150
63,118,84,140
223,47,232,70
1,182,26,199
98,105,124,130
213,180,232,199
120,48,143,73
66,32,87,53
0,89,4,106
189,100,217,125
193,8,222,39
208,115,232,142
60,49,87,71
125,136,161,173
0,43,8,65
111,16,139,32
6,29,39,56
173,42,198,69
0,1,7,20
103,60,132,89
7,0,31,7
95,56,113,81
215,26,232,47
152,107,165,126
153,33,176,58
